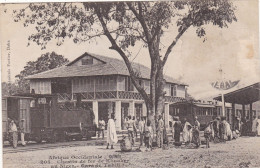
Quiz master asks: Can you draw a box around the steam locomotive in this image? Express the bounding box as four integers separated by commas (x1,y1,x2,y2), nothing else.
2,94,96,144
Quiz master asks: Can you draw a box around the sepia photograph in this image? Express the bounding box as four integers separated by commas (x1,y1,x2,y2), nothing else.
0,0,259,167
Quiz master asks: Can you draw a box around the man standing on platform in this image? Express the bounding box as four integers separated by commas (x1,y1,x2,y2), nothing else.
98,117,105,139
252,116,257,136
20,119,26,146
138,117,145,148
194,116,200,130
157,115,164,148
9,120,18,148
127,116,135,145
106,114,118,149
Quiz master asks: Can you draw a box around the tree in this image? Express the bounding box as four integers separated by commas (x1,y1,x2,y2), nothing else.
12,1,236,127
15,52,69,93
1,82,20,97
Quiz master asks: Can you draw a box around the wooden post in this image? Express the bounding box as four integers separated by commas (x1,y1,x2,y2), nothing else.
93,101,98,125
250,103,253,131
115,100,121,130
164,103,170,128
129,101,135,117
231,103,235,130
142,102,147,117
242,104,245,119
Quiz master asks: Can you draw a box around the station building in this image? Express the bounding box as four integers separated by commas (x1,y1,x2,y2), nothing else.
27,52,187,130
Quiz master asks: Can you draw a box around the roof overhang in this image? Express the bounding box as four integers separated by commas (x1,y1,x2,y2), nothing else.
194,103,215,108
214,82,260,104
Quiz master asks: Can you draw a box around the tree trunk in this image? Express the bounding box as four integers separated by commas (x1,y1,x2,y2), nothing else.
155,65,165,120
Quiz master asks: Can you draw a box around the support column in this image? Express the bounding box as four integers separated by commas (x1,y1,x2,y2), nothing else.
250,103,253,131
142,102,147,117
242,104,245,119
231,103,235,130
129,101,135,117
164,103,170,128
115,100,121,130
108,102,113,118
93,101,98,125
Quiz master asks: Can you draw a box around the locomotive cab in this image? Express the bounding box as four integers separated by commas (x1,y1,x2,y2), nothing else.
2,96,32,144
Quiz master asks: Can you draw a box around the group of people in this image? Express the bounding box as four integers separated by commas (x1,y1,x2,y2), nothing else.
124,115,157,151
7,118,26,148
204,115,260,148
103,114,260,151
235,115,260,137
171,116,201,146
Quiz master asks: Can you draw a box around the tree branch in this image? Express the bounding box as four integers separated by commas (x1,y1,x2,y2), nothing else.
162,26,190,66
94,5,151,104
127,2,151,43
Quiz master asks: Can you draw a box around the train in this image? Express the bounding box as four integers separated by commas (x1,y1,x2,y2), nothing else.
2,94,97,144
169,100,232,130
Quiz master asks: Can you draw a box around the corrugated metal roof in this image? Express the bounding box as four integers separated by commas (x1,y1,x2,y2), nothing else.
26,52,186,85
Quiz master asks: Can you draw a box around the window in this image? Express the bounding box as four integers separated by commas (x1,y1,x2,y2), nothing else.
81,58,93,65
170,85,177,97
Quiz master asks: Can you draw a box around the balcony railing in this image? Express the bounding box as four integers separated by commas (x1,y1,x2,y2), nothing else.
57,93,73,102
95,91,117,99
117,91,143,100
165,96,186,103
56,91,186,103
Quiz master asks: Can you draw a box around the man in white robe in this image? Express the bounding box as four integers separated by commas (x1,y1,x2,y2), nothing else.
257,116,260,136
20,119,26,146
182,118,192,144
252,116,257,135
106,115,118,149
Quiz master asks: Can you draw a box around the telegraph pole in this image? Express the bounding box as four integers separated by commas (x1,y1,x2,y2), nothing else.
219,67,225,116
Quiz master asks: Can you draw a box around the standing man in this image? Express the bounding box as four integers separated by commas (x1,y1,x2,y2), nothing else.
173,117,182,143
256,116,260,136
182,118,192,144
20,119,26,146
157,115,164,148
127,116,135,145
98,117,105,139
194,116,200,130
9,120,18,148
106,114,118,149
252,116,257,136
138,117,145,148
213,116,220,140
133,116,138,138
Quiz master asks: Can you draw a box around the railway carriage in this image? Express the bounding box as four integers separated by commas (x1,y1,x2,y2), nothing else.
2,94,96,144
169,101,217,130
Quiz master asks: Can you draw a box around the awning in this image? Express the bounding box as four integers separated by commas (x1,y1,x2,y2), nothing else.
214,82,260,104
194,103,215,108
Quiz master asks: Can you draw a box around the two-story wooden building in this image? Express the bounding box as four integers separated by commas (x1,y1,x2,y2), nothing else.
27,52,187,130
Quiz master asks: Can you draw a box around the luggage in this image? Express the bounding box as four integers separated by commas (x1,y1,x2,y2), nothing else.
174,142,182,146
120,136,132,152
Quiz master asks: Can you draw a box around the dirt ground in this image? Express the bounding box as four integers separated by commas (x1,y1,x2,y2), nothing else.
3,136,260,168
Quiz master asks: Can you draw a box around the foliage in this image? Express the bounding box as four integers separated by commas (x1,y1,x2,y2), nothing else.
12,1,237,120
1,82,20,96
14,52,69,94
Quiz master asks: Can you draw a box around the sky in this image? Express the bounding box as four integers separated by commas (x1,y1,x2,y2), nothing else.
1,0,259,99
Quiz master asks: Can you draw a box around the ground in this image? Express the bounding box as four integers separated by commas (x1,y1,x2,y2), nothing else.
3,136,260,168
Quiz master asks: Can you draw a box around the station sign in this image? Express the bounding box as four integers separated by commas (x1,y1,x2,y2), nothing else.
211,80,240,90
38,98,47,104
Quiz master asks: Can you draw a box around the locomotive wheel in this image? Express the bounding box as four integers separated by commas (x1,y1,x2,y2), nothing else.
75,135,83,141
8,139,13,146
58,134,66,142
35,137,42,143
50,133,57,143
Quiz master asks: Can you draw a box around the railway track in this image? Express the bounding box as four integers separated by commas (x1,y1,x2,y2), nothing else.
3,139,106,154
